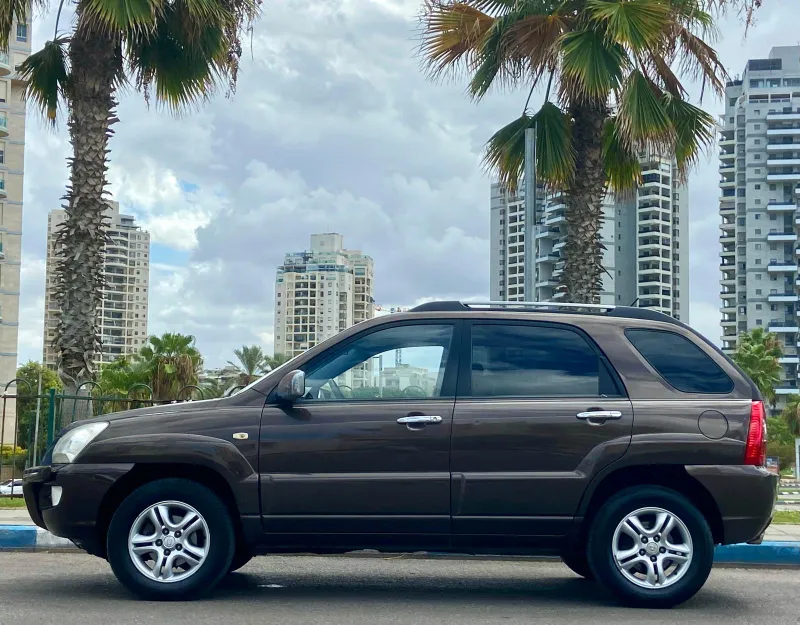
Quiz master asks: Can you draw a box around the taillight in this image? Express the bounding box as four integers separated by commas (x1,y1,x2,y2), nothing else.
744,400,767,466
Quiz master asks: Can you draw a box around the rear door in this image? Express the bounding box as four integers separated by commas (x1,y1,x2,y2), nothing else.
451,320,634,545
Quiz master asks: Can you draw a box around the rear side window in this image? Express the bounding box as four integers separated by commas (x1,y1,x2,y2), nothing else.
625,329,733,394
470,324,621,397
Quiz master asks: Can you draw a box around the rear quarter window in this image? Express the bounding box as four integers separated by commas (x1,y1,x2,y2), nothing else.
625,328,734,394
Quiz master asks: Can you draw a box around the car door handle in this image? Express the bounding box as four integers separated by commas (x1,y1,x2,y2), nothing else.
397,415,443,425
576,410,622,424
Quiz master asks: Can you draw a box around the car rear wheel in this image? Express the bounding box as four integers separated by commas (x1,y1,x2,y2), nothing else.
587,486,714,609
107,478,235,600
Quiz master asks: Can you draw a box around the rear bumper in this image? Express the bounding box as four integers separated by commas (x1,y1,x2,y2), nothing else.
687,465,778,545
23,463,133,556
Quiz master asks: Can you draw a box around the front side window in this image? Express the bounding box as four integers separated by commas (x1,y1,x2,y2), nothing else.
302,324,454,401
625,329,733,394
469,324,619,397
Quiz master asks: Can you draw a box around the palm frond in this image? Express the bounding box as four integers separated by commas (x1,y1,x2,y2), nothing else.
81,0,161,33
644,49,686,97
18,37,71,128
482,114,535,193
661,93,715,178
503,12,572,86
420,1,495,79
560,28,628,102
602,117,641,192
531,101,574,187
126,1,229,111
587,0,670,51
616,69,673,150
672,25,726,99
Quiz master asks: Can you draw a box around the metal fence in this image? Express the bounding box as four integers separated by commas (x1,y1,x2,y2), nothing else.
0,380,211,485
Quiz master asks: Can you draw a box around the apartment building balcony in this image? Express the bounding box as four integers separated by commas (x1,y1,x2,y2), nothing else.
720,247,735,259
721,318,737,328
0,179,6,199
767,127,800,137
769,293,800,302
535,227,560,239
719,137,735,147
535,278,558,288
768,320,800,333
775,386,799,395
0,116,8,139
767,111,800,122
768,202,797,212
719,150,735,160
535,253,559,264
718,178,736,189
544,213,565,226
719,164,735,174
767,230,797,242
779,355,800,365
0,52,9,77
768,261,797,272
719,192,736,203
767,172,800,182
767,157,800,167
720,232,736,244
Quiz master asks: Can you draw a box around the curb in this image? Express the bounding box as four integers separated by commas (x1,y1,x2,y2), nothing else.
0,526,76,551
0,526,799,565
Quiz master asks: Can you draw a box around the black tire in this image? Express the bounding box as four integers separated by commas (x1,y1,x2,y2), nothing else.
587,486,714,609
561,549,594,580
228,548,254,573
107,478,235,600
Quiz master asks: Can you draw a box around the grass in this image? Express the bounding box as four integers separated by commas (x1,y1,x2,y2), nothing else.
0,496,26,509
773,510,800,525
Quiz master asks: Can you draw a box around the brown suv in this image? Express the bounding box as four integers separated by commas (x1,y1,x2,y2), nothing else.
23,302,777,607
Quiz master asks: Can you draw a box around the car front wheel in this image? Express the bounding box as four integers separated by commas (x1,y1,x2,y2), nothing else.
587,486,714,608
107,478,235,600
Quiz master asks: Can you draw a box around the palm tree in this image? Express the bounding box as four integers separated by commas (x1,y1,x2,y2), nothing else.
0,0,260,397
228,345,268,385
263,353,291,372
781,394,800,439
733,327,783,407
136,333,203,401
420,0,727,302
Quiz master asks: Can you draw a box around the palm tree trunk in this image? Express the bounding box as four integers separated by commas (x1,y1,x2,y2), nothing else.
53,27,119,415
560,102,608,304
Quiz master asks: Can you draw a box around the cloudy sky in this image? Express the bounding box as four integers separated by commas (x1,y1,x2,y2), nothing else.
15,0,799,368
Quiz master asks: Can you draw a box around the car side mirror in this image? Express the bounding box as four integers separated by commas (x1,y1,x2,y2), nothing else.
277,370,305,402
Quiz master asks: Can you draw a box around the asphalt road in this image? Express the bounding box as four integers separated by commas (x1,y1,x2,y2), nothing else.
1,553,798,624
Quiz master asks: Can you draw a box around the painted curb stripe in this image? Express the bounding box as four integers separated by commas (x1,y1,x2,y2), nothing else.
0,526,74,550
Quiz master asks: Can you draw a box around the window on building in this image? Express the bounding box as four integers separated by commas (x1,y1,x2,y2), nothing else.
755,184,761,190
756,304,762,310
756,273,762,280
469,324,618,398
771,304,778,311
755,213,761,219
755,259,762,264
770,184,777,191
625,330,732,394
770,243,777,250
755,154,762,159
756,289,763,295
755,199,761,205
754,109,760,114
755,229,762,234
755,243,762,249
755,139,761,145
16,23,27,42
770,214,777,221
754,124,761,130
756,319,763,326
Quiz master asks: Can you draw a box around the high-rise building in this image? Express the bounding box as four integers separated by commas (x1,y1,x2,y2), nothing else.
719,45,800,405
0,18,31,445
43,202,151,369
490,151,689,320
274,233,374,359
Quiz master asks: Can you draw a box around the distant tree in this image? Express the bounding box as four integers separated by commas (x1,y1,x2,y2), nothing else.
13,362,62,452
783,395,800,439
263,353,291,372
136,333,203,401
733,328,782,407
228,345,268,385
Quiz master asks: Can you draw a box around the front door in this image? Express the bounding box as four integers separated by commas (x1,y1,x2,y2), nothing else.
451,320,633,547
259,320,461,547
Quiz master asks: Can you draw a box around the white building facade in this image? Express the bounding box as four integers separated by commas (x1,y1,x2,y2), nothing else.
490,152,689,320
44,202,151,369
274,233,374,359
719,46,800,404
0,18,31,445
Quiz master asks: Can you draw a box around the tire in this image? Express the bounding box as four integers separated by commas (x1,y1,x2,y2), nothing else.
587,486,714,609
107,478,235,600
561,549,594,580
228,548,253,573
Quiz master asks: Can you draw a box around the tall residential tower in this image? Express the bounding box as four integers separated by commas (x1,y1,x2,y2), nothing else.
490,152,689,319
43,202,151,368
274,233,374,358
0,18,31,445
719,45,800,404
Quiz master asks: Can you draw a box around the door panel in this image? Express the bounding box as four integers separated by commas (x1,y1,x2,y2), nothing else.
259,399,454,534
451,398,633,537
450,320,634,544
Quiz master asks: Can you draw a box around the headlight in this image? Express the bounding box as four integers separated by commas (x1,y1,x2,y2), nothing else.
52,422,109,464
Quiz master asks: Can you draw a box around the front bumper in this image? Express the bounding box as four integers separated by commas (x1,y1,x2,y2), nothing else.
687,465,779,545
23,463,133,556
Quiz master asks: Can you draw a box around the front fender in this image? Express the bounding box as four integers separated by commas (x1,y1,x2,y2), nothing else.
78,433,258,514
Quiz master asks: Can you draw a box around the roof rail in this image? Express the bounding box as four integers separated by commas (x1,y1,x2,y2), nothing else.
410,300,616,313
